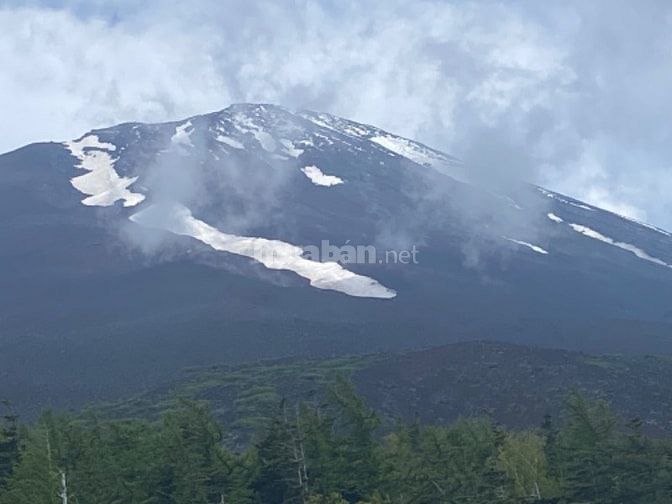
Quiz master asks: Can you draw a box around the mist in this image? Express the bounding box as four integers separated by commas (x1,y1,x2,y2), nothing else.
2,0,671,229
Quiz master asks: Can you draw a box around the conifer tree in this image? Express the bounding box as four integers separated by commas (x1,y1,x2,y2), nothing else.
497,431,559,500
556,392,618,503
0,402,19,489
253,412,306,504
0,425,60,504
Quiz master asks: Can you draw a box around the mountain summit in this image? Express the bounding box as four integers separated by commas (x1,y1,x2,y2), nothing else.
2,103,672,414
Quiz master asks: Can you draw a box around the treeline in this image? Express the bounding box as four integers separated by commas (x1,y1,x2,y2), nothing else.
0,379,671,503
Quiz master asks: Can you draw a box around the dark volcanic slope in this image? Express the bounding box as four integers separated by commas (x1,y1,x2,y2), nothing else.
354,341,672,434
98,341,672,445
3,103,672,415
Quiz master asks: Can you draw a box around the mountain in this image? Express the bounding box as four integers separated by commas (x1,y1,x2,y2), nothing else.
99,341,672,446
2,103,672,414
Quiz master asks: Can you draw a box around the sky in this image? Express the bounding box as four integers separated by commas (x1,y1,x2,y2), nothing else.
1,0,671,228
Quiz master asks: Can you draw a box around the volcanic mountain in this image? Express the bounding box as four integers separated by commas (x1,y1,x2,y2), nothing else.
2,103,672,413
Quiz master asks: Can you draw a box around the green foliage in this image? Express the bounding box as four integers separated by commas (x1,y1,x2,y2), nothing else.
554,392,672,504
0,423,59,504
1,386,672,503
0,403,19,489
379,419,511,503
301,377,381,501
497,431,559,500
306,493,349,503
252,403,308,504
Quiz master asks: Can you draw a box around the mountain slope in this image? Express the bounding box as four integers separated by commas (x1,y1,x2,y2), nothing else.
2,103,672,414
98,341,672,446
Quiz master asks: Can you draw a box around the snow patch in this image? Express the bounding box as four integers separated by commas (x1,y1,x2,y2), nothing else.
370,135,458,175
302,112,373,138
216,135,244,149
541,188,672,236
504,237,549,255
232,112,277,152
569,224,671,269
280,139,304,158
619,214,672,237
171,121,194,148
301,166,344,187
67,135,116,156
547,213,564,223
301,111,463,179
503,196,522,210
538,188,593,211
65,135,145,207
130,204,396,299
253,130,277,152
369,134,464,180
302,114,338,133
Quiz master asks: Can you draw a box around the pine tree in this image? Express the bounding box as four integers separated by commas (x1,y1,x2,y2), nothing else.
0,425,60,504
497,431,559,501
157,399,229,504
301,377,380,501
556,392,618,504
252,410,306,504
379,418,510,503
607,418,672,504
0,402,19,489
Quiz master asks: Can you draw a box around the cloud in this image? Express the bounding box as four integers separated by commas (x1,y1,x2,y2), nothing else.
1,0,672,228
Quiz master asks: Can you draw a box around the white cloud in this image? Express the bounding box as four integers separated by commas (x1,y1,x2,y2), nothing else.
0,6,231,151
1,1,672,229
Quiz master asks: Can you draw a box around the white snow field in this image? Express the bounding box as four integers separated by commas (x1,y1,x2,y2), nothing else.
215,135,244,149
171,121,194,148
504,237,549,255
130,203,396,299
569,223,671,269
65,135,145,207
370,135,452,172
300,165,344,187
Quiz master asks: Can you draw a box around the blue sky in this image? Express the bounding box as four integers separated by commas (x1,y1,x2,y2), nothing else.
1,0,672,228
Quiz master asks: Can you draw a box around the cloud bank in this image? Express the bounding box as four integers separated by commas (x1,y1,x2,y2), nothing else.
1,0,671,228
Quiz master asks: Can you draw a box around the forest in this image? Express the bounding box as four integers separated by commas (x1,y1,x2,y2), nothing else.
0,378,670,504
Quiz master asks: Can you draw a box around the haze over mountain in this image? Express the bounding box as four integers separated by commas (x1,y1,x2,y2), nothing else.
2,103,672,413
